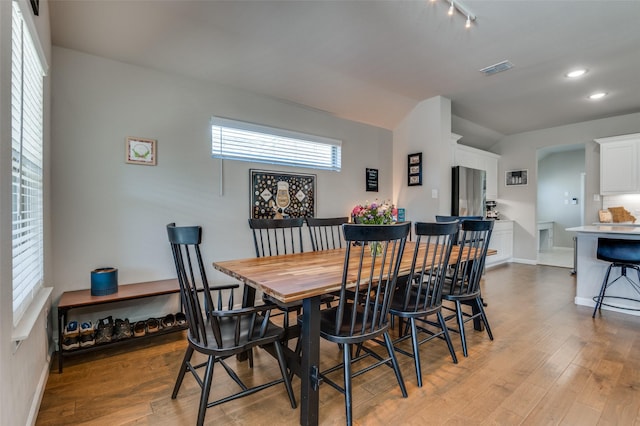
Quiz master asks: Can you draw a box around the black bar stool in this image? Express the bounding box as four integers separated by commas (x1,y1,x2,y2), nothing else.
592,238,640,317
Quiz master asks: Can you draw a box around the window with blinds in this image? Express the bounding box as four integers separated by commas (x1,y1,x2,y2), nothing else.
12,2,45,326
211,116,342,171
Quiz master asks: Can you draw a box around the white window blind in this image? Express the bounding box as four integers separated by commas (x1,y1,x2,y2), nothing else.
211,116,342,171
12,1,45,326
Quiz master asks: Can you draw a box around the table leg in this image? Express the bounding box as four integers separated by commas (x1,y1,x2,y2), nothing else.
58,308,66,373
300,296,321,426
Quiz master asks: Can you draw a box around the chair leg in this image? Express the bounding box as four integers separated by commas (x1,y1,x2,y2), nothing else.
593,264,613,318
383,332,407,397
273,340,297,409
437,311,458,364
343,343,353,426
409,318,422,387
455,301,468,357
172,345,194,399
197,356,216,426
475,297,493,340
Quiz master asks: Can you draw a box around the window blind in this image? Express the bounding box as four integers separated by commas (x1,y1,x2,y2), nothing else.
211,116,341,171
12,1,45,326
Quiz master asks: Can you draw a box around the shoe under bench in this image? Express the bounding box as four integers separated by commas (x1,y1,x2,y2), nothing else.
56,278,185,373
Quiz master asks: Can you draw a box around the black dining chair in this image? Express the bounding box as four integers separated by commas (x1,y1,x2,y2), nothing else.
302,222,410,426
167,224,296,425
306,217,349,251
441,219,494,357
388,221,459,387
248,218,334,343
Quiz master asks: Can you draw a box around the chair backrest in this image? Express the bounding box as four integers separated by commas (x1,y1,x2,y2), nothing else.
248,218,305,257
399,221,458,313
167,223,258,350
445,219,494,297
306,217,349,251
334,222,411,339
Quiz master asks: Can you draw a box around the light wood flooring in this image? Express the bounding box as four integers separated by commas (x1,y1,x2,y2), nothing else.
37,264,640,425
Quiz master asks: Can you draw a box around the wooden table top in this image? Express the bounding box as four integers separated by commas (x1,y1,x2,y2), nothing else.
213,243,493,304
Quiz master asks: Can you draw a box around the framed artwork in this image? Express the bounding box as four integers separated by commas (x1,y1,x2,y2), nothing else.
250,169,316,219
366,168,379,192
506,169,528,186
407,153,422,186
30,0,39,15
126,137,157,165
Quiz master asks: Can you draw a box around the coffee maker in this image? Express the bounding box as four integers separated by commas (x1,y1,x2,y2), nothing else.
486,200,499,219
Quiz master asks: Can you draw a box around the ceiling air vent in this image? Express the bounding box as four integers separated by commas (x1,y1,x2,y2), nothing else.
479,60,514,76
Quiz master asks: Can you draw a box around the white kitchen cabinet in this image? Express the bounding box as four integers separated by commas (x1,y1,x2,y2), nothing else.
596,133,640,194
452,139,500,201
485,220,513,267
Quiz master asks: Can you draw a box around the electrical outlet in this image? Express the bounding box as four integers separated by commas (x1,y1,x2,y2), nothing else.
593,194,600,201
432,189,438,199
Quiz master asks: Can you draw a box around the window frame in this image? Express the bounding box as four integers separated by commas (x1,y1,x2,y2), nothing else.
11,0,47,327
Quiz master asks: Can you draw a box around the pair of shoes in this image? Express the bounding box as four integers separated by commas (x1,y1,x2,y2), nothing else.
64,320,79,337
175,312,187,326
62,320,80,350
133,321,146,337
79,321,95,348
95,316,114,344
113,318,132,340
147,318,160,333
161,313,175,328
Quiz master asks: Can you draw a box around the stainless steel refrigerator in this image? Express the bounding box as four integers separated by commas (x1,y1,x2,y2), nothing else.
452,166,486,217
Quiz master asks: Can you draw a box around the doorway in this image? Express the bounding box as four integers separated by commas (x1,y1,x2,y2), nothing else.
536,144,586,268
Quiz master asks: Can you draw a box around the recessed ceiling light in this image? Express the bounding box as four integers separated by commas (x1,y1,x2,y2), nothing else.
589,92,607,100
566,69,587,78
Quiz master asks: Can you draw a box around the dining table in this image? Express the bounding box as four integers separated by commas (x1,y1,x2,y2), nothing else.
213,241,493,425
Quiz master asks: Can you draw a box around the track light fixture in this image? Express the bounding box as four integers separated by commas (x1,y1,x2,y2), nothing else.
436,0,477,28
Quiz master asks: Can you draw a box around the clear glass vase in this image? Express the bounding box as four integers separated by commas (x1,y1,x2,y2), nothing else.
370,242,383,256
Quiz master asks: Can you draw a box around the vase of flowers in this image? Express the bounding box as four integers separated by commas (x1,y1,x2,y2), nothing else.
351,200,397,256
351,200,397,225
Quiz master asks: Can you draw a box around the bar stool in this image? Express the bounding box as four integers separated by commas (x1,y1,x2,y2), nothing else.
592,238,640,317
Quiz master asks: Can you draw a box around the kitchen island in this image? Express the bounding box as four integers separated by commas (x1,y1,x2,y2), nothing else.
567,225,640,316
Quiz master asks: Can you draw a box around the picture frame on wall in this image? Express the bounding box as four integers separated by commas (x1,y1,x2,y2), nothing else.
506,169,528,186
250,169,316,219
407,153,422,186
126,137,157,166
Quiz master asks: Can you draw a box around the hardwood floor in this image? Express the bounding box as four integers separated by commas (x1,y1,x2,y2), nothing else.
37,264,640,425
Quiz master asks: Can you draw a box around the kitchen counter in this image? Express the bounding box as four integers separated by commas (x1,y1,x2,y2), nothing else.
567,225,640,315
567,225,640,234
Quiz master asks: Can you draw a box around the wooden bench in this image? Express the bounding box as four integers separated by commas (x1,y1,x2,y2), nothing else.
56,278,184,373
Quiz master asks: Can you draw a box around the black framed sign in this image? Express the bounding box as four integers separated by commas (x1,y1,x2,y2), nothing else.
407,153,422,186
366,168,378,192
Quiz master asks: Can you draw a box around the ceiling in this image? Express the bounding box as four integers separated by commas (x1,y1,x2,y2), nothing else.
49,0,640,150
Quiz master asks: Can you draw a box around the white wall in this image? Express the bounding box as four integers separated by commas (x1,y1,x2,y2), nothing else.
537,149,585,247
493,112,640,262
50,46,394,325
393,96,452,222
0,0,53,424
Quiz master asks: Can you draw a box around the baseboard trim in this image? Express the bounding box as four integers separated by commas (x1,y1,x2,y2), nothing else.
511,258,537,265
26,360,50,426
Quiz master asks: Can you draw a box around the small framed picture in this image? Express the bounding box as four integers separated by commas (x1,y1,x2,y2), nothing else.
126,137,157,166
408,153,422,186
506,169,528,186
